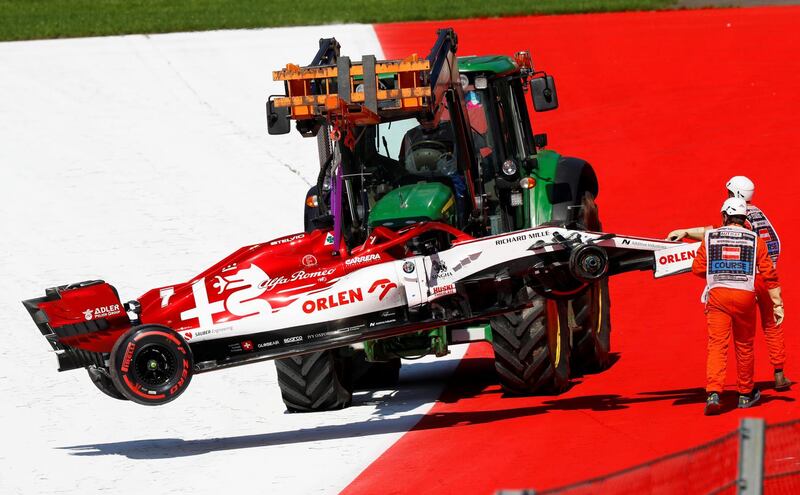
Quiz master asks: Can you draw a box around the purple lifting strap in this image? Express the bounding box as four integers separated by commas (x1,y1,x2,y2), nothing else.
331,162,343,252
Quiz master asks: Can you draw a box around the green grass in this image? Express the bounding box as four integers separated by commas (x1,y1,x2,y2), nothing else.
0,0,677,42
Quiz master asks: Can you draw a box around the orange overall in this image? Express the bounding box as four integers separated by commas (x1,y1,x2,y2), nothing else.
748,204,785,370
693,234,779,394
756,274,786,369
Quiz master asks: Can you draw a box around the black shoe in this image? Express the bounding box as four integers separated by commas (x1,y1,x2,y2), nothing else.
775,371,792,391
738,388,762,409
704,392,722,416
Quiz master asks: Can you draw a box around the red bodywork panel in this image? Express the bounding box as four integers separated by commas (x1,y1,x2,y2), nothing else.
28,223,471,354
31,281,132,353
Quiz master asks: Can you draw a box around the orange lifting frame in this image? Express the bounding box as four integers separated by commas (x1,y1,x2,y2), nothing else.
272,55,433,123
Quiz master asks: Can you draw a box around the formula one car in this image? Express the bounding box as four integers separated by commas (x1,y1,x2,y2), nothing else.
23,221,698,405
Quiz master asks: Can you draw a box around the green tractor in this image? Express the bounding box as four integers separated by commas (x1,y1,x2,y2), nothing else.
267,29,610,412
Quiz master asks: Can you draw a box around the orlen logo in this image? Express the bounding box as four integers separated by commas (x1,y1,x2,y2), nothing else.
83,304,122,321
303,289,364,314
345,253,381,266
658,250,696,265
368,279,397,301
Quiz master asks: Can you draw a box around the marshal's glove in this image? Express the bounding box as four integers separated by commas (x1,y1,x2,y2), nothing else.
769,287,785,326
667,229,689,241
666,226,710,242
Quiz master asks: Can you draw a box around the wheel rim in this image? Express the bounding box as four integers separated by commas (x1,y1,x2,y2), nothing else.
133,344,177,387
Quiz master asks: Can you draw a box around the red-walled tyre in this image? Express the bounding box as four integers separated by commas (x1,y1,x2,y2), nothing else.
109,325,193,406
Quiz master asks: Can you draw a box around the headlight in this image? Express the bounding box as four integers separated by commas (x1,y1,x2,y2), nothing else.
502,159,518,176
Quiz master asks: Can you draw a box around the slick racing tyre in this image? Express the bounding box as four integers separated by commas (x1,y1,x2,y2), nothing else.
87,365,128,401
571,278,612,371
109,325,193,406
275,350,353,412
490,292,571,395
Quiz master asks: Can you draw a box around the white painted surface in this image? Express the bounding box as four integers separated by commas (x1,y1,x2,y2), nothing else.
0,26,465,495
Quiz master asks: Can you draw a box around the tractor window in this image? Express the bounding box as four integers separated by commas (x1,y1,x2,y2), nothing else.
506,83,531,160
509,80,535,158
464,89,496,163
375,118,418,162
377,106,459,179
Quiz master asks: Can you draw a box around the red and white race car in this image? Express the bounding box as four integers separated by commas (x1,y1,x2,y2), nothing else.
23,221,699,405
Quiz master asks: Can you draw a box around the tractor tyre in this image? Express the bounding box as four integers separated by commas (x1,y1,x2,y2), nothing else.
571,278,612,371
350,351,401,390
275,350,353,412
490,292,572,395
570,191,613,371
87,365,128,401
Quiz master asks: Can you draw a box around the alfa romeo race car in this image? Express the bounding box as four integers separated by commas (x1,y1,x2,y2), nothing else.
23,221,699,406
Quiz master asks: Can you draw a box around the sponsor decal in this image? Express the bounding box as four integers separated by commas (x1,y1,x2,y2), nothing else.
284,335,303,344
303,289,364,313
83,304,122,321
452,252,481,272
302,254,318,267
183,332,193,341
432,283,457,297
403,261,415,273
369,279,398,301
431,259,454,279
270,233,305,246
121,342,136,373
241,340,254,351
300,279,397,314
369,318,398,328
658,249,696,265
345,253,382,266
169,363,189,394
495,230,552,246
258,268,336,291
324,232,335,246
758,228,771,240
722,246,741,260
221,263,237,273
257,340,280,349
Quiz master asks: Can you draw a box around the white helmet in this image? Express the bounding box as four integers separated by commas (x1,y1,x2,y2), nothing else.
726,176,755,202
721,197,747,216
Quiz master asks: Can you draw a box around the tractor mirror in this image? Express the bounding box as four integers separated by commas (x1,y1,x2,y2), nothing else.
267,100,291,135
530,75,559,112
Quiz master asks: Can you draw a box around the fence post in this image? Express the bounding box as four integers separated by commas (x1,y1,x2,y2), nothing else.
738,417,765,495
